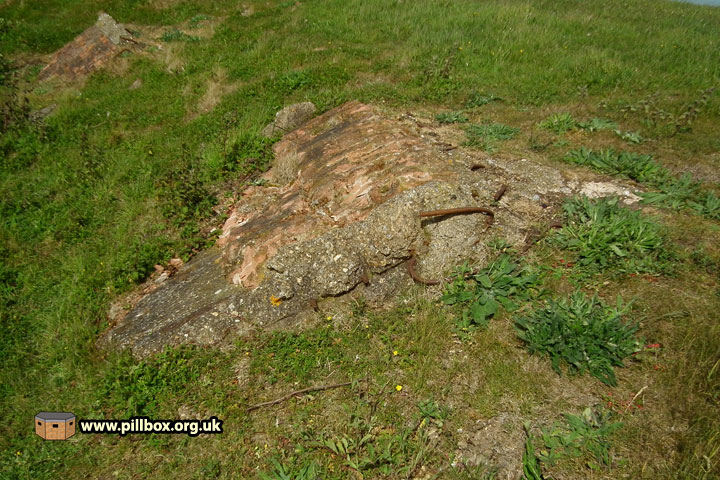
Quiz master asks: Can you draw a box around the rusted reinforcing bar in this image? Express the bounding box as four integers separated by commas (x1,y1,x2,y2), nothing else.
419,206,495,227
493,184,508,202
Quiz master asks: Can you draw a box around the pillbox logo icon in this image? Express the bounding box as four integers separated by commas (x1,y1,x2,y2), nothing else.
35,412,76,440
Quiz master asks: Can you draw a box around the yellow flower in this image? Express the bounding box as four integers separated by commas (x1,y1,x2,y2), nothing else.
270,295,282,306
326,315,333,321
395,385,403,391
393,350,399,356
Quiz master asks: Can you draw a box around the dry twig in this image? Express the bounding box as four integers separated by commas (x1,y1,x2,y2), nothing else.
246,382,352,412
624,385,648,413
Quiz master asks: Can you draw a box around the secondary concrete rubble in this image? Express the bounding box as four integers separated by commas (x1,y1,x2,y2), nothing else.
260,101,317,138
99,100,642,359
38,13,138,81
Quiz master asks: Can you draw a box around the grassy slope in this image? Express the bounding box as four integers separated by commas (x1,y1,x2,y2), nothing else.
1,0,719,478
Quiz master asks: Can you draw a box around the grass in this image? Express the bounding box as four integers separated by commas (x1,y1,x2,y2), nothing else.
0,0,719,478
515,292,641,386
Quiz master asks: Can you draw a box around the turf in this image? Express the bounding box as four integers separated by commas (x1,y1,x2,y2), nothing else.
1,0,719,478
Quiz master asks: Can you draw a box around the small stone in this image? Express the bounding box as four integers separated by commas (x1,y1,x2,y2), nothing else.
261,102,316,138
241,4,254,16
129,78,142,90
30,104,57,121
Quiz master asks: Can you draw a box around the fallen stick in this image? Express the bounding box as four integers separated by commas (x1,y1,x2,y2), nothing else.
246,381,352,412
624,385,648,413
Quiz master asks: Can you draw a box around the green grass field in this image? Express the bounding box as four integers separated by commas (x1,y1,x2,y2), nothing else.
1,0,719,478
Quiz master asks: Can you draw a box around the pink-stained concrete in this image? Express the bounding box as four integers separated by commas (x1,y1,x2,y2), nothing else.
217,101,458,288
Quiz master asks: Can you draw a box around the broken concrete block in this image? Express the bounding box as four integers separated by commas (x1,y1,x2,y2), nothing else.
38,13,136,81
99,101,643,358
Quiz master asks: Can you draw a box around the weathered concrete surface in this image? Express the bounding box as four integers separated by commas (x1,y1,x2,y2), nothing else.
38,13,137,81
455,413,526,480
220,101,461,289
100,101,643,359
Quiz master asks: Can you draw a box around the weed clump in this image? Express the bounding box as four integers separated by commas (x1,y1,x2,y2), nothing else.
515,292,640,386
222,131,275,175
442,254,541,332
462,122,518,152
539,114,618,135
618,87,716,137
100,347,210,417
435,111,468,124
576,117,618,132
551,196,674,276
529,407,623,471
563,147,666,185
1,30,49,172
161,28,199,42
563,148,720,220
538,112,576,134
157,151,217,229
465,92,502,108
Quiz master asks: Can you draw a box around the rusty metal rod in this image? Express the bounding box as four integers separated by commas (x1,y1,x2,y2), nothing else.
493,184,508,202
419,206,495,229
419,206,494,218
